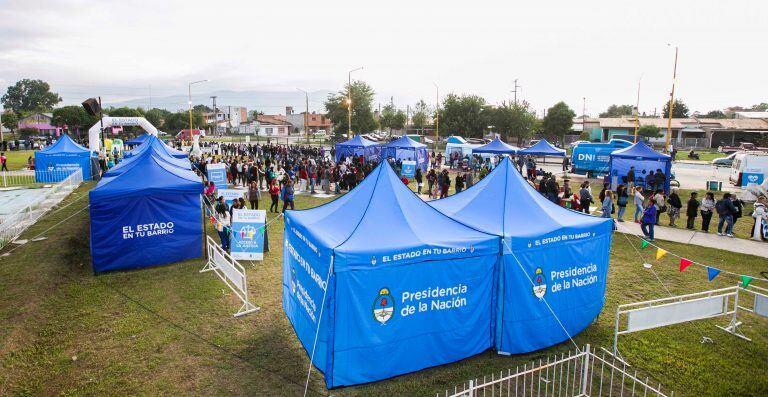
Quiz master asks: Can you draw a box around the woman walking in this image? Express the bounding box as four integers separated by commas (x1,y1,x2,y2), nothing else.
248,181,261,209
641,199,657,242
415,168,423,195
281,180,295,213
269,180,280,213
700,192,715,233
601,190,614,219
616,184,628,222
667,187,682,227
215,200,231,251
633,186,644,223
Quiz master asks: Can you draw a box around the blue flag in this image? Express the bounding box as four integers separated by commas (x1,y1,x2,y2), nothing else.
707,266,721,281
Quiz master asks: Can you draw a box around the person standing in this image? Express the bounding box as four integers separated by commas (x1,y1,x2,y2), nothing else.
686,192,700,230
0,152,7,171
653,189,666,225
439,170,451,198
601,190,614,219
616,184,628,222
626,166,635,193
715,192,736,237
633,186,645,223
579,182,593,214
562,155,570,172
215,201,231,251
248,181,261,209
641,199,657,241
751,196,768,241
415,168,423,195
700,192,715,233
269,180,280,213
455,172,465,194
731,195,744,231
281,180,295,213
667,187,682,227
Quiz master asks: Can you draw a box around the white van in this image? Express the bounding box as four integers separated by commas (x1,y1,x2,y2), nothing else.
729,152,768,187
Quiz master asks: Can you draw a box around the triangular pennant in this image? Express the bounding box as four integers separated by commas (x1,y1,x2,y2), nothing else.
707,267,721,281
742,275,753,289
656,248,667,261
679,258,692,272
641,240,649,249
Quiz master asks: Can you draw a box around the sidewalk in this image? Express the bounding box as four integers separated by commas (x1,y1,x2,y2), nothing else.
614,221,768,258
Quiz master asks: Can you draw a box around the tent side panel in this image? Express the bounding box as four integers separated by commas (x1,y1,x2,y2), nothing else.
330,254,497,387
282,219,334,377
498,233,611,354
89,193,202,272
35,152,92,182
610,157,672,193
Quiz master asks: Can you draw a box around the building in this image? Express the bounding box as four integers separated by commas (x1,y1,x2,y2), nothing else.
237,115,293,137
286,112,333,135
18,112,62,135
204,106,247,132
575,116,768,149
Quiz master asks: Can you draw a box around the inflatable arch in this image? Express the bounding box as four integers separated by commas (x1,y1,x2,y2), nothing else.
88,117,159,152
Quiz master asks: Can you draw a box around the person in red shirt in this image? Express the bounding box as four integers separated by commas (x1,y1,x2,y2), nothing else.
268,180,280,212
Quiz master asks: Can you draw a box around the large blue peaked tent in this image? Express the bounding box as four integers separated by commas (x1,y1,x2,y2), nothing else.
283,162,500,388
89,147,202,273
334,135,380,162
430,158,613,354
519,139,566,157
472,137,519,154
379,135,429,171
124,133,151,146
609,141,672,193
108,136,191,177
34,134,95,182
124,135,189,159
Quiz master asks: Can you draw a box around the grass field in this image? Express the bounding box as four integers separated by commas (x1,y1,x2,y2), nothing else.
1,150,34,171
694,152,727,162
1,184,767,396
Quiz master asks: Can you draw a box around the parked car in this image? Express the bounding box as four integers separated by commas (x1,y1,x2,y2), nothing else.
711,152,737,168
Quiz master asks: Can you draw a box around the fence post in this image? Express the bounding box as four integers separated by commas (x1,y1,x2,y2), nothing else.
467,379,474,397
581,344,591,395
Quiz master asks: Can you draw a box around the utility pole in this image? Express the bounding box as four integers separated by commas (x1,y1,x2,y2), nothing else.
511,79,521,105
634,74,643,142
297,89,309,144
210,96,217,135
149,85,152,109
665,45,678,152
582,97,586,140
434,83,439,151
347,67,363,139
406,104,410,134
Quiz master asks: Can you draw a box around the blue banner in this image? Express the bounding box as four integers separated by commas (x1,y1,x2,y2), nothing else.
207,163,227,187
218,189,246,206
231,209,266,260
742,171,764,187
401,160,416,178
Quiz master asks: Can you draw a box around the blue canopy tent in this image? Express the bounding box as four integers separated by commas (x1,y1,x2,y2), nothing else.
283,162,500,388
519,139,566,157
609,141,672,193
104,137,191,178
379,135,429,171
334,135,380,162
34,134,95,182
124,135,189,160
124,133,151,146
472,137,520,155
430,158,613,354
89,148,203,273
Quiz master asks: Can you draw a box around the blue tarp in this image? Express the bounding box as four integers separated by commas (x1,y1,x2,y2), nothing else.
107,136,190,177
519,139,566,156
379,135,429,171
89,147,203,273
125,133,150,146
34,134,95,182
609,141,672,193
472,137,519,154
430,158,613,354
124,135,189,159
283,162,500,388
334,135,380,162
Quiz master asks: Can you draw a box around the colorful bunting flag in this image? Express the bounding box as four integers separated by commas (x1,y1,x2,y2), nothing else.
656,248,667,260
742,275,753,289
679,258,692,272
707,267,721,281
641,240,649,249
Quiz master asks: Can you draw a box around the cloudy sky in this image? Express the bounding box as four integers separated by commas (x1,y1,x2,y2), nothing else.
1,0,766,115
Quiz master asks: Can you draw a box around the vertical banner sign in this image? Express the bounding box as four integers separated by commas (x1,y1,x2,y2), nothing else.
207,163,228,187
231,209,266,260
219,189,247,206
401,160,416,178
742,169,764,187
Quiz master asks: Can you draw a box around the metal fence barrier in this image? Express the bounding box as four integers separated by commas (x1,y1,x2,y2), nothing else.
1,169,83,187
0,169,83,248
440,344,671,397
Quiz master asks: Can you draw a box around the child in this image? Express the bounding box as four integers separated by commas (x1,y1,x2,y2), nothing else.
641,200,657,241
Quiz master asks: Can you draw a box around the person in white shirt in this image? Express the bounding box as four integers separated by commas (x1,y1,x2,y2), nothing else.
633,186,645,223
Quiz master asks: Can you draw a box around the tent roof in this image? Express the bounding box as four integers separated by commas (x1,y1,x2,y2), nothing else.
125,135,190,161
446,136,467,144
610,141,670,160
90,147,201,200
519,139,566,156
382,135,426,149
336,135,378,148
125,133,151,145
472,137,519,154
105,137,190,177
287,162,498,271
38,134,90,154
429,157,611,241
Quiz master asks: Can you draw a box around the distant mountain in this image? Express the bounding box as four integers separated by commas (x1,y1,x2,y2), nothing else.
106,89,334,114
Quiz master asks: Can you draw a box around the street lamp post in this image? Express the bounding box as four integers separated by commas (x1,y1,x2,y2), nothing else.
634,73,643,141
297,88,309,144
188,79,208,141
434,83,439,151
665,45,678,152
347,67,363,139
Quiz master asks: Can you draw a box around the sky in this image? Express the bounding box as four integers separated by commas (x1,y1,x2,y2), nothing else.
1,0,766,116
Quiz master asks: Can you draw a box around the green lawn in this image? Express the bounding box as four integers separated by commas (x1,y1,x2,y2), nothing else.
691,152,726,162
1,150,34,171
1,184,766,396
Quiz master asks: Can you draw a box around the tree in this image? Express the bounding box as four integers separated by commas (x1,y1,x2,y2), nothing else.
542,101,575,146
1,79,62,114
490,101,536,144
18,127,39,139
249,110,263,120
411,99,430,132
637,124,662,138
438,94,488,138
2,112,19,134
193,104,212,113
701,110,728,119
324,80,377,137
51,105,97,136
144,108,169,130
106,106,144,117
599,104,634,118
662,99,689,118
164,111,206,132
379,104,407,135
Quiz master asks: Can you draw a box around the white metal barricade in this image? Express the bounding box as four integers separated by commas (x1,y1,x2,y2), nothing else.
201,235,259,317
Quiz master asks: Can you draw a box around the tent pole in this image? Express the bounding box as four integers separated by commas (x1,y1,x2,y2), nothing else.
201,196,208,260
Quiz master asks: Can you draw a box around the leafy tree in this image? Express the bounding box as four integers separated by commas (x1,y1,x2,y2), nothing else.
164,111,206,132
324,80,377,137
542,101,575,146
662,99,689,118
51,105,97,135
18,127,39,138
249,110,263,120
144,108,169,130
193,104,212,113
411,99,430,132
438,94,488,138
2,112,19,133
106,106,144,117
752,103,768,112
1,79,62,115
489,101,536,144
379,104,407,135
701,110,728,119
599,104,634,118
637,124,662,138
